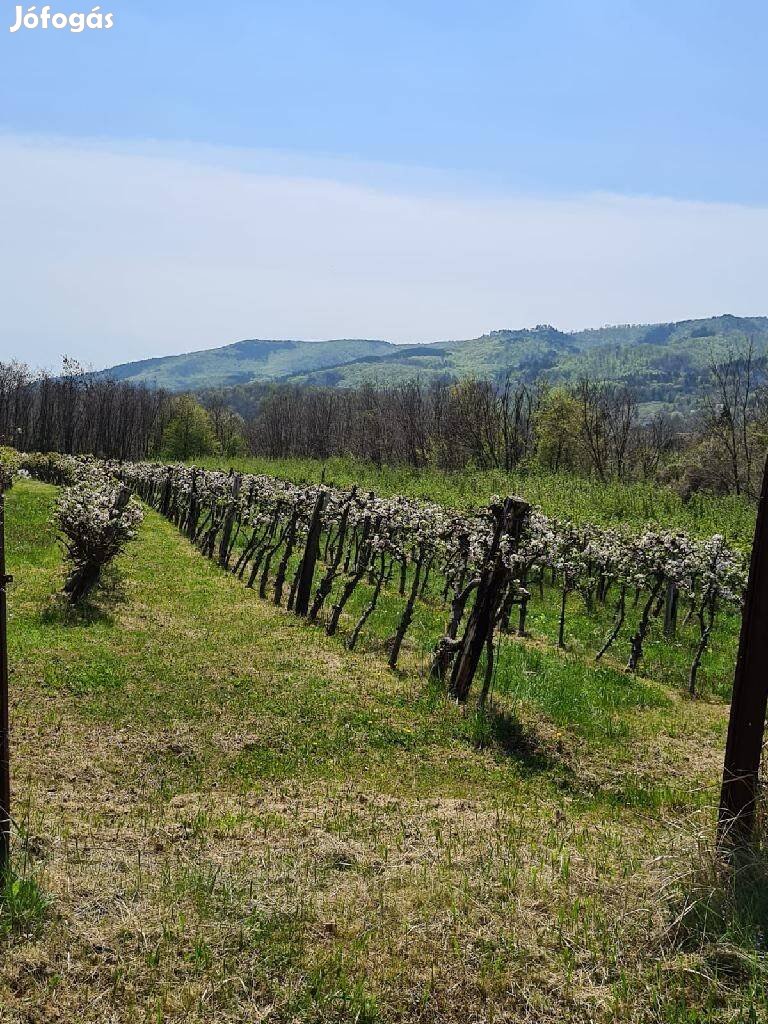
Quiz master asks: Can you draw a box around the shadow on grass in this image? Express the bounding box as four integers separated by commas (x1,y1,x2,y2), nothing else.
464,704,561,774
39,569,126,627
415,675,563,775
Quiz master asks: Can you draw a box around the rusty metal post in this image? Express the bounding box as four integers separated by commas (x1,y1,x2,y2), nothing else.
719,454,768,847
0,485,11,876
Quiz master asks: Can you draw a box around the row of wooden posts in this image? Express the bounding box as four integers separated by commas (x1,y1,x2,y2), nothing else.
147,466,532,697
1,461,768,875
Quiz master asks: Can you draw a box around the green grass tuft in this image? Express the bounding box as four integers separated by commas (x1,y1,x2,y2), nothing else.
0,872,49,940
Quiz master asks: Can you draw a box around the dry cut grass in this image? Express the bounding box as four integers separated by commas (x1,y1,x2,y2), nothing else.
0,481,763,1023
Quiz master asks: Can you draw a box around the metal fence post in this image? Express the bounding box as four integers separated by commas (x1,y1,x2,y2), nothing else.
0,485,11,876
719,453,768,847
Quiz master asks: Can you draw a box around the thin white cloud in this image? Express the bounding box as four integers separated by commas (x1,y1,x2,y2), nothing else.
1,134,766,370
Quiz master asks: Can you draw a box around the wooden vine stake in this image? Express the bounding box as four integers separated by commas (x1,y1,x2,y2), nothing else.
719,453,768,849
449,497,530,704
218,472,242,568
0,476,11,876
294,491,326,616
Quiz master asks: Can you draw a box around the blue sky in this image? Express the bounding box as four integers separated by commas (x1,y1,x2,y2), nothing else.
1,1,767,367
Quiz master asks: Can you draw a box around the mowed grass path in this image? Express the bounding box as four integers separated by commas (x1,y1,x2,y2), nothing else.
0,481,756,1023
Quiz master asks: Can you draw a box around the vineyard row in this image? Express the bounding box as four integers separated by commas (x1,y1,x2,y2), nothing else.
20,452,747,699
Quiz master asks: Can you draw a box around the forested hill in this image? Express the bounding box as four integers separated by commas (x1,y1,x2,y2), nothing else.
98,338,396,391
99,314,768,406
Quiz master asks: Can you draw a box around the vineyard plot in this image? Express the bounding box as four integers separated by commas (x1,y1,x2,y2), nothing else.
21,453,747,701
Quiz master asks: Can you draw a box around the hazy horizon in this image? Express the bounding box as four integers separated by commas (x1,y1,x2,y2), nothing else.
15,304,768,377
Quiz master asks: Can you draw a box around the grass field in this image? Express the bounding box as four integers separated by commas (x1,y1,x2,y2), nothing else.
1,480,766,1023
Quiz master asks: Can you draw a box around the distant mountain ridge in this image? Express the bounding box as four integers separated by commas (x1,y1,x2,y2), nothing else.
99,337,396,391
99,315,768,411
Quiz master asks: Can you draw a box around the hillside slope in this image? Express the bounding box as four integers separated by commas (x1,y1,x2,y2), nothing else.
98,338,396,390
289,316,768,407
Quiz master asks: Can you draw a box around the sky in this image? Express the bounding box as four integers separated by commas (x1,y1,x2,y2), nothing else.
1,0,767,369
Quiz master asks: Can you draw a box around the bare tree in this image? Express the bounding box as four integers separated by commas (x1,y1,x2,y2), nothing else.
0,359,170,459
632,412,678,479
575,378,638,481
701,343,764,497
